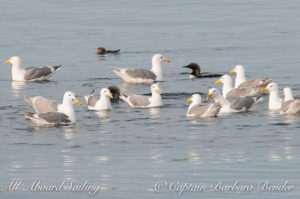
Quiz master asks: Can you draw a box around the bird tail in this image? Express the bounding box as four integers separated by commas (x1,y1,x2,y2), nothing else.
25,111,35,119
53,65,62,71
24,95,33,107
112,67,121,72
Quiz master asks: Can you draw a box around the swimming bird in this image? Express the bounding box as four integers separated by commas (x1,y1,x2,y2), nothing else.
230,65,272,88
112,54,171,83
183,63,223,79
120,84,162,108
24,91,83,113
108,85,120,101
206,88,257,113
216,75,262,99
25,92,82,125
5,56,61,81
186,94,221,118
261,82,282,110
84,88,113,111
280,87,300,114
94,47,120,55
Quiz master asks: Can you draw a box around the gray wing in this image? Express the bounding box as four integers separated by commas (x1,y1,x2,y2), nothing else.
294,95,300,100
127,94,151,107
33,97,58,113
24,66,53,80
188,104,211,116
238,78,272,88
281,100,294,112
226,87,261,99
87,96,100,107
229,97,255,110
38,112,71,124
126,69,156,80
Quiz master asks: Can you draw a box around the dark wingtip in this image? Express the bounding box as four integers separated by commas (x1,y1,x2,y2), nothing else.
25,111,34,117
53,65,62,71
91,89,95,95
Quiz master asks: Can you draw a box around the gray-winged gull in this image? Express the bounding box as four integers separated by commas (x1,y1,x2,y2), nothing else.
186,94,221,118
84,88,113,111
216,75,262,99
261,82,282,110
112,54,171,83
5,56,61,81
206,88,257,113
25,91,82,125
280,87,300,114
120,84,162,108
230,65,272,88
24,91,83,113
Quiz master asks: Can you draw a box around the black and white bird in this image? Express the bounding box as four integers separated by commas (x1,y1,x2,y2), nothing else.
5,56,61,81
94,47,120,55
183,63,223,79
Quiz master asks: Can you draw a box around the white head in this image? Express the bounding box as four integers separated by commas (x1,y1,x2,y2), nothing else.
216,75,232,86
5,56,21,67
261,82,279,93
63,91,83,106
152,54,171,65
187,94,202,105
206,88,221,100
230,65,245,75
150,83,161,94
283,87,294,102
100,88,113,99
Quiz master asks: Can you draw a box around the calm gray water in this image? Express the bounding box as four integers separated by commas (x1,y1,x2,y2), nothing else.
1,0,300,198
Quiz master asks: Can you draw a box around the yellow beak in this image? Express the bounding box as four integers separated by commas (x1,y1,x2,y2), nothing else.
215,80,222,84
75,98,83,106
187,98,192,103
5,60,10,64
108,94,113,99
230,69,235,74
261,88,268,93
156,89,161,93
164,58,171,63
206,94,212,100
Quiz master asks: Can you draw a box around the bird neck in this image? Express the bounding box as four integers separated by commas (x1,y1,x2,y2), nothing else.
59,102,76,122
269,90,282,109
235,72,246,88
284,92,294,102
214,94,229,106
193,67,200,76
188,101,200,113
11,62,25,81
150,92,162,105
222,81,233,98
151,61,163,81
98,95,112,109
